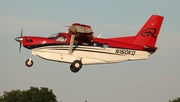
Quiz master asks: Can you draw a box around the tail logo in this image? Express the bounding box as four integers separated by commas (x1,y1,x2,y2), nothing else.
141,28,157,38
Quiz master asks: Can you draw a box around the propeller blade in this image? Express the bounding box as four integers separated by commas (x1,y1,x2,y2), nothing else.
19,42,22,53
20,28,23,37
19,29,23,53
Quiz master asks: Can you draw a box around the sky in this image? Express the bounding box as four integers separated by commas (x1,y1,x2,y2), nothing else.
0,0,180,102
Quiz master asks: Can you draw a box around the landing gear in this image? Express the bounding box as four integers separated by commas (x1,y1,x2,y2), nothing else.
25,59,33,67
70,60,82,73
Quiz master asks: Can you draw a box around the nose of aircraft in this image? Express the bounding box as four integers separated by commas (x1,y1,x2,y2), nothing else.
15,29,24,53
15,37,23,42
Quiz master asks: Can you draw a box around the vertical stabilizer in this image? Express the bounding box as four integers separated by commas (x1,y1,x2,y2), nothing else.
133,15,164,47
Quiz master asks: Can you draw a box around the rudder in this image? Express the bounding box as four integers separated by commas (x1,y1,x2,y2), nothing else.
133,15,164,47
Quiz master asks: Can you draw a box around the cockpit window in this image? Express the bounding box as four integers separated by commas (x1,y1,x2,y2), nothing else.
56,36,67,42
48,33,59,39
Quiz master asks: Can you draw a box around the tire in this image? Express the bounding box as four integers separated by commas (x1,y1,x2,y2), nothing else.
70,60,82,73
70,64,79,73
25,59,33,67
72,60,82,70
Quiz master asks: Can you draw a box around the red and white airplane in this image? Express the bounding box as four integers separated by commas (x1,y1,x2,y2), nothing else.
15,15,164,73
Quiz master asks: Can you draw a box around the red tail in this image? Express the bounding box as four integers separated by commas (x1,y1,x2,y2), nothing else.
133,15,164,47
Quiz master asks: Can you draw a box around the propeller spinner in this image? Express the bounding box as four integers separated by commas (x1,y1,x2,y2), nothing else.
15,29,23,53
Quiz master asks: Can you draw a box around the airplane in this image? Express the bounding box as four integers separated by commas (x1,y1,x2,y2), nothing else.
15,15,164,73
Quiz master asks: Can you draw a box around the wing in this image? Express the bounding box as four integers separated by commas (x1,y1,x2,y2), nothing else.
68,23,94,54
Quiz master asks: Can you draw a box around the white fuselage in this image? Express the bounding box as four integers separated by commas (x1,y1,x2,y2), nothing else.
32,45,151,65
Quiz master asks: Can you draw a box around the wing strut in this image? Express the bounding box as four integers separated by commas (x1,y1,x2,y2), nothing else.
68,34,75,54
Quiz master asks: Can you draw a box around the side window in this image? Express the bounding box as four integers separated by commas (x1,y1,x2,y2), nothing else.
93,42,103,47
93,42,98,46
103,44,108,48
56,36,67,42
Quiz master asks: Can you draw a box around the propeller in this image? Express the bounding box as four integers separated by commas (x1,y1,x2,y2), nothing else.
19,29,23,53
15,29,23,53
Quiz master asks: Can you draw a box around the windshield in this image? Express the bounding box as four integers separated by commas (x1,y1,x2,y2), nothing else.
48,33,59,39
56,36,67,42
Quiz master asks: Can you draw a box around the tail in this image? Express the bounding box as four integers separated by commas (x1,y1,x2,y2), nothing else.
133,15,164,48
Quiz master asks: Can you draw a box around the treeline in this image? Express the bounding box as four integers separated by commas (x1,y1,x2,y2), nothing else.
0,87,57,102
0,87,179,102
169,97,180,102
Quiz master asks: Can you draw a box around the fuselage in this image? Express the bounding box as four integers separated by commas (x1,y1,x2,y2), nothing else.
32,45,150,65
16,32,154,65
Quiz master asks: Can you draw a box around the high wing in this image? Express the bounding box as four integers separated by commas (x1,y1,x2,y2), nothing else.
68,23,94,54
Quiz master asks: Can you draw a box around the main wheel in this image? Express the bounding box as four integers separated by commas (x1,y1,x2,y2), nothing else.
25,59,33,67
70,64,79,73
72,60,82,70
70,60,82,73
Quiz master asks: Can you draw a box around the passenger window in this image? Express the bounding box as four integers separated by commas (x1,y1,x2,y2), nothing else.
93,42,97,46
56,36,67,42
103,44,108,48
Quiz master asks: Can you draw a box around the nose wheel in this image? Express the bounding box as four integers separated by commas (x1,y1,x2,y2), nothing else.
25,59,33,67
70,60,82,73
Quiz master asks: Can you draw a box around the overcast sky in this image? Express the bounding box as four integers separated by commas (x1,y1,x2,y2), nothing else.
0,0,180,102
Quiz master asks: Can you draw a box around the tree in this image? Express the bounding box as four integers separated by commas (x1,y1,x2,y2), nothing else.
0,90,22,102
0,87,58,102
169,97,180,102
